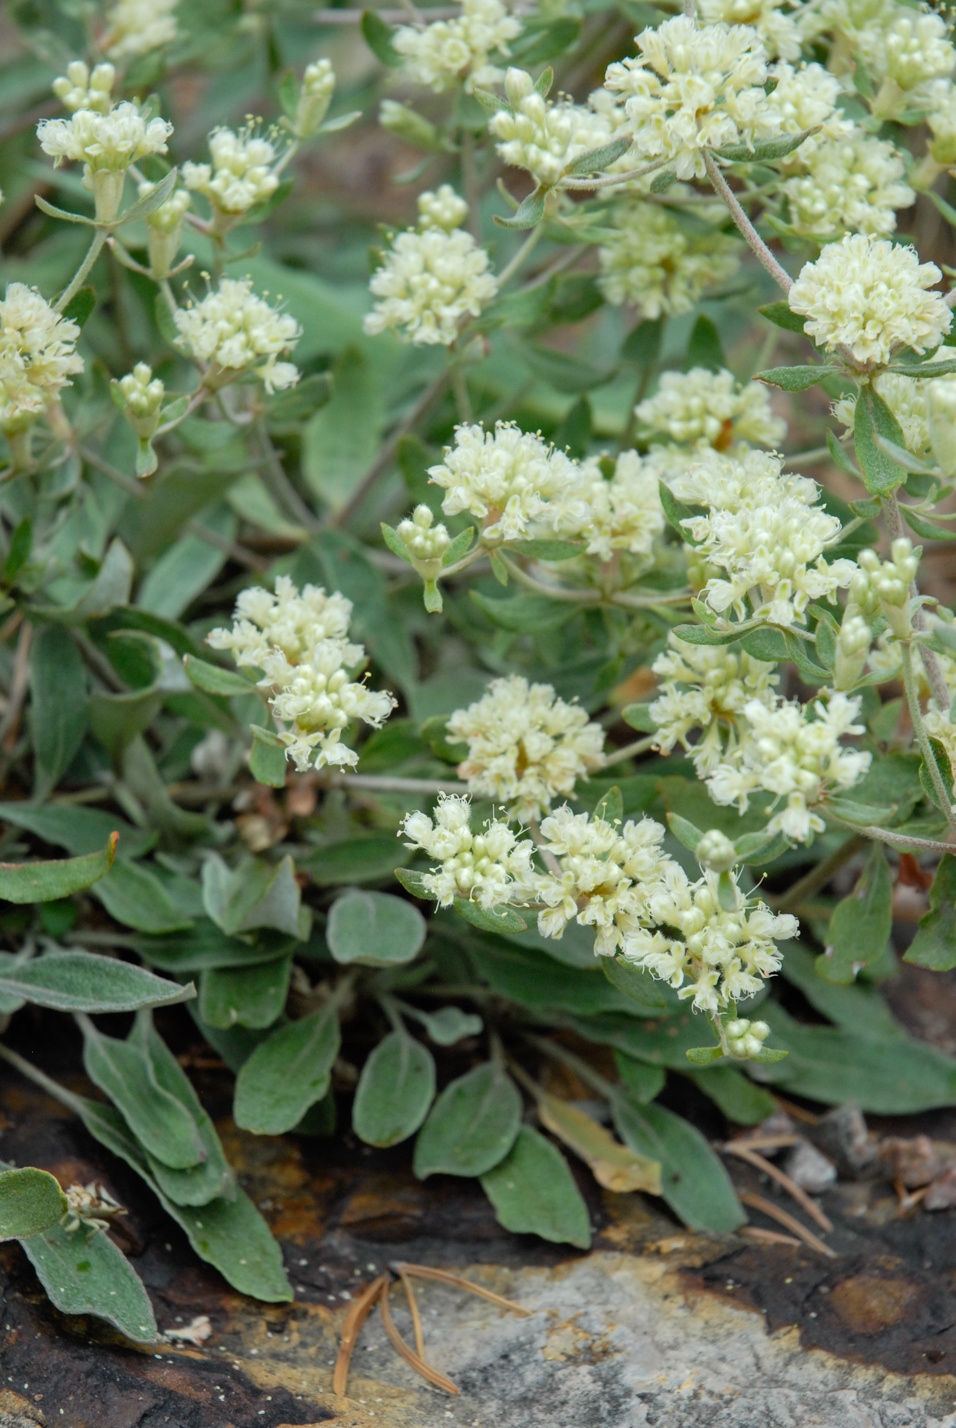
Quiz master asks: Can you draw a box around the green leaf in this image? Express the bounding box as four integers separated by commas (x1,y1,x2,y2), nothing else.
81,1019,205,1170
562,136,632,177
0,1168,67,1239
403,1004,483,1046
300,835,413,886
20,1221,156,1343
361,8,400,64
593,785,623,826
472,936,650,1016
182,655,253,696
135,1016,234,1205
905,854,956,970
612,1084,746,1232
481,1126,590,1248
686,314,725,373
0,804,154,861
0,951,191,1013
395,867,431,899
683,1067,777,1125
509,16,581,64
622,702,657,733
508,538,584,561
826,428,861,477
68,1101,291,1301
757,301,806,335
0,834,117,905
854,382,906,495
414,1062,522,1178
327,891,426,966
454,897,528,934
420,714,467,763
470,590,579,633
442,526,475,566
135,922,292,973
116,167,177,225
495,187,546,230
825,794,895,826
29,625,88,800
716,129,816,162
198,956,292,1029
614,1055,665,1105
95,860,194,934
754,365,838,391
818,842,892,984
903,507,956,542
35,193,95,225
353,1030,436,1147
201,854,307,940
302,347,385,513
249,725,288,788
234,1004,341,1134
600,957,667,1011
667,812,705,852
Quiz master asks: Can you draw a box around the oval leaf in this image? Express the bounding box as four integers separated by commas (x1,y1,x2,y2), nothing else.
81,1020,205,1171
0,834,117,904
537,1093,661,1194
21,1221,157,1343
327,891,426,966
0,1168,67,1240
414,1062,521,1178
0,951,194,1013
353,1031,436,1147
481,1126,591,1248
234,1005,341,1135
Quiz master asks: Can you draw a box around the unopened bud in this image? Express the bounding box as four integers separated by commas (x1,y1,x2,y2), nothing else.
505,67,534,107
116,363,165,439
694,829,736,873
834,612,871,690
417,185,468,232
379,99,442,152
295,59,335,138
141,184,190,277
396,504,452,582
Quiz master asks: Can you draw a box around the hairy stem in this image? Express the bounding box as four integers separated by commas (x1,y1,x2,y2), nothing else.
601,734,657,768
703,151,792,294
55,227,108,314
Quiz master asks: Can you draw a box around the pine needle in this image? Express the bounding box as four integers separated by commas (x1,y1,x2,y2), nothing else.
333,1274,388,1396
393,1261,533,1316
739,1190,836,1257
723,1141,834,1232
379,1277,460,1394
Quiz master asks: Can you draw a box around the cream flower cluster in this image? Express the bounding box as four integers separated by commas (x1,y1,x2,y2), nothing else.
174,278,301,392
208,577,396,772
697,0,804,60
707,691,871,842
447,675,605,820
565,450,665,561
103,0,179,58
393,0,522,92
832,371,936,458
52,61,116,114
183,126,279,216
400,795,536,908
364,193,497,346
598,201,738,319
926,81,956,166
788,234,952,367
0,283,84,431
782,127,913,239
820,0,954,115
637,368,786,451
650,632,779,774
428,421,586,541
37,102,172,172
604,18,834,180
676,448,857,625
116,362,164,439
490,68,615,189
630,868,797,1014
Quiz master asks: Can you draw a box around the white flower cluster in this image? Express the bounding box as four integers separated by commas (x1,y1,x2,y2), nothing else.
650,632,779,774
708,691,871,841
52,61,116,114
675,448,857,625
697,0,804,60
782,127,913,239
102,0,179,59
637,368,786,451
820,0,954,116
598,201,739,319
0,283,84,432
116,361,164,439
183,126,279,217
38,102,172,172
364,190,497,346
604,17,835,179
788,234,952,367
174,277,301,392
567,450,665,561
832,371,939,459
447,675,605,819
393,0,522,92
428,421,586,541
208,577,396,772
490,68,614,189
400,795,536,907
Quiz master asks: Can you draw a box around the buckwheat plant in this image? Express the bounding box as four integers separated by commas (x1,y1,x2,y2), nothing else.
3,0,956,1318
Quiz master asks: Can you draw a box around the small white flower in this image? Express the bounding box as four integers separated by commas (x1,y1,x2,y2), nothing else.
52,60,116,114
208,577,395,773
490,68,615,189
182,125,279,216
393,0,522,92
598,201,738,318
562,450,664,562
363,224,497,347
650,632,779,773
103,0,179,58
782,125,913,240
174,277,301,392
427,421,586,541
788,234,952,367
697,0,803,60
447,674,605,819
0,283,84,431
637,367,786,450
417,185,469,233
400,794,537,908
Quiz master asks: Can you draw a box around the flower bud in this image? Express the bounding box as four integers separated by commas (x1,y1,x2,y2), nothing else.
417,185,468,232
379,100,442,152
834,612,871,690
295,59,335,138
694,829,736,873
505,67,534,108
396,504,452,581
141,184,190,278
115,363,165,439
